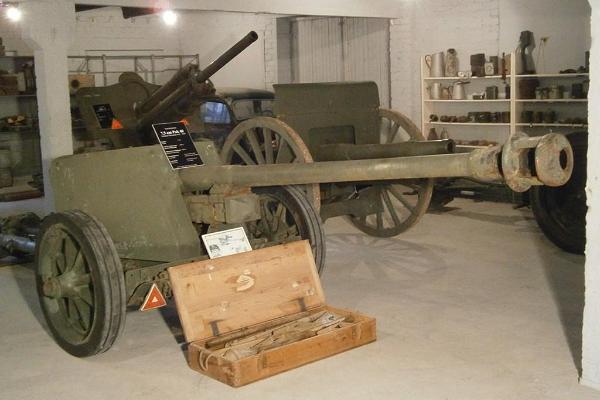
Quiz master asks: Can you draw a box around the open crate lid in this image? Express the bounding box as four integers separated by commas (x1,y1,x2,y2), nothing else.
168,240,325,343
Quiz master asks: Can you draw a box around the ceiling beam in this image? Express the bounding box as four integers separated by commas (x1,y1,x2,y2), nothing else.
121,7,156,18
74,5,107,12
72,0,402,18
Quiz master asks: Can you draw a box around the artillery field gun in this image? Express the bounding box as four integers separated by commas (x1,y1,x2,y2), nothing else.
0,32,574,357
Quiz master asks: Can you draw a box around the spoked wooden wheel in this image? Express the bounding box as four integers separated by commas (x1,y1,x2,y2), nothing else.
349,109,434,237
248,186,325,274
35,210,126,357
221,117,321,210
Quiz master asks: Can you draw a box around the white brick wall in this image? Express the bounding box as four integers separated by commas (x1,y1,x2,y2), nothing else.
1,8,275,89
0,17,30,56
390,0,500,124
263,16,277,90
389,0,590,134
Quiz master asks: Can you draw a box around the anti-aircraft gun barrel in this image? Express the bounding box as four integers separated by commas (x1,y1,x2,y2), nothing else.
136,31,259,130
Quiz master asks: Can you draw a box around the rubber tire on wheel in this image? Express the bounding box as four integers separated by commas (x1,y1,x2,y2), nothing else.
530,131,587,254
252,185,326,274
35,210,126,357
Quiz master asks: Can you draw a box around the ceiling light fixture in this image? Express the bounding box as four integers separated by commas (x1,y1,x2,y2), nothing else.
5,5,22,22
161,9,177,26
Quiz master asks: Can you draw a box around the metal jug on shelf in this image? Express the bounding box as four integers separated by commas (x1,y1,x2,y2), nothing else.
425,52,445,77
427,82,443,100
449,82,467,100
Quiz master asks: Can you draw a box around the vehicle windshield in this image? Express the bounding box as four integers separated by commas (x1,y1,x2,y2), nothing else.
230,99,274,121
199,101,232,124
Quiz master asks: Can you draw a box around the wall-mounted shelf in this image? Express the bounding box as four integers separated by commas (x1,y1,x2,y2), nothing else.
515,73,589,79
0,94,37,98
423,75,510,81
515,123,588,128
421,53,588,142
515,99,587,103
424,99,510,103
0,56,42,191
427,122,509,127
0,55,33,59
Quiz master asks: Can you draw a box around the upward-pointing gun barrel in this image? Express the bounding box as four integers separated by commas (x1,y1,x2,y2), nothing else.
136,31,259,130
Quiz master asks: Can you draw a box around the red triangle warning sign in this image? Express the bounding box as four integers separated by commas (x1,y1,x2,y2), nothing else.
111,118,124,129
140,283,167,311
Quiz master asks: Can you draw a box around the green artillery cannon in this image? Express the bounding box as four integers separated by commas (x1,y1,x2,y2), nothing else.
20,32,574,357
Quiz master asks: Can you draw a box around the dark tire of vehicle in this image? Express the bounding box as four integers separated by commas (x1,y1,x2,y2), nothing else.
251,186,326,274
35,210,126,357
530,131,587,254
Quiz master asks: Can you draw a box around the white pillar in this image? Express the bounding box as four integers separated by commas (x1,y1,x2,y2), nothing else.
20,0,74,213
582,0,600,391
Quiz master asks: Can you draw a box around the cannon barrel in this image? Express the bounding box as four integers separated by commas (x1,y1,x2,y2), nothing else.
137,63,198,115
314,139,455,161
179,132,573,193
136,31,259,129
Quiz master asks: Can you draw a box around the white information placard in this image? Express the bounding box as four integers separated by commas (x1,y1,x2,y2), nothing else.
201,227,252,259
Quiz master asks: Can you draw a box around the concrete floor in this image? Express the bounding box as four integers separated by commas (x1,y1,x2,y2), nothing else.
1,199,598,399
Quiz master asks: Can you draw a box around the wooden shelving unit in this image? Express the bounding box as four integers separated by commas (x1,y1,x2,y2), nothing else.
516,123,588,128
421,53,589,143
424,99,510,103
0,55,43,199
0,94,37,98
423,75,510,81
513,71,588,133
429,122,509,127
516,73,589,79
515,99,588,103
421,55,513,143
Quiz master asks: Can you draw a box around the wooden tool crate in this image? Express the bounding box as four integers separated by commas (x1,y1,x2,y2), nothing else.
168,240,376,387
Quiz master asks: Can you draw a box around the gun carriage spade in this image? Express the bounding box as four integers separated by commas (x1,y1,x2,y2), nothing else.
0,31,573,357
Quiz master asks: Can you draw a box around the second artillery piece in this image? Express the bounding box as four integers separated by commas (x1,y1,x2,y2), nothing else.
5,31,573,358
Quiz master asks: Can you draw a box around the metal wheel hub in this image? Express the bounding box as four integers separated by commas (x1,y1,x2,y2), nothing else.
348,108,434,237
221,116,321,210
251,196,301,245
42,268,91,299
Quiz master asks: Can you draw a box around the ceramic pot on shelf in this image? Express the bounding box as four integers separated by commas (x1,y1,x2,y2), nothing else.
445,49,458,77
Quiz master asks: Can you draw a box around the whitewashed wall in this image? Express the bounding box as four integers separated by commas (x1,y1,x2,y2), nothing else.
1,7,274,89
73,0,404,19
390,0,591,139
582,0,600,391
286,17,390,106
